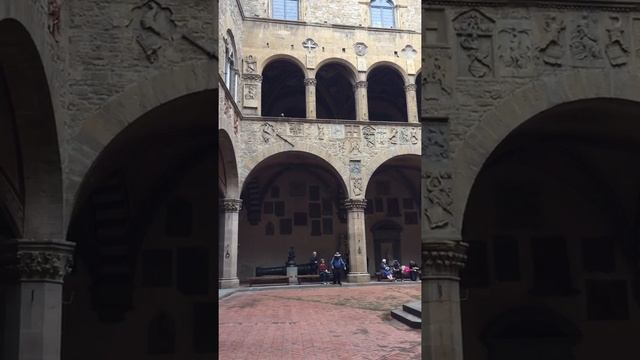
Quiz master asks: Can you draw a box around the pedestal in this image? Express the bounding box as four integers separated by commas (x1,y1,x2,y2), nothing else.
286,266,298,285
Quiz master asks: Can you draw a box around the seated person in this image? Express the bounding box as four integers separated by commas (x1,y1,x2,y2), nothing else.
318,258,331,284
380,259,394,280
391,259,402,281
408,260,420,281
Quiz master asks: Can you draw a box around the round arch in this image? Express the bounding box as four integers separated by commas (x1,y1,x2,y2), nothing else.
0,19,63,238
367,61,409,84
454,70,640,230
260,54,307,77
362,149,420,196
240,144,349,197
316,58,358,83
218,129,240,199
67,60,216,227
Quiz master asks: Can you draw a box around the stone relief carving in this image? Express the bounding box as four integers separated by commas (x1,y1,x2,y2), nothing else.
347,138,362,155
288,123,304,137
453,9,495,78
331,125,345,139
376,129,387,146
244,84,257,100
497,23,534,76
345,125,361,138
317,124,325,140
362,126,376,148
130,1,216,64
605,16,630,66
261,122,276,143
401,45,418,73
410,129,419,145
423,171,453,229
220,199,243,212
424,50,453,101
538,15,566,66
354,42,368,56
423,124,448,162
422,241,468,278
303,38,318,68
16,252,74,282
48,0,62,42
569,14,604,67
351,178,363,197
244,55,257,74
349,160,361,175
389,128,398,145
399,128,410,144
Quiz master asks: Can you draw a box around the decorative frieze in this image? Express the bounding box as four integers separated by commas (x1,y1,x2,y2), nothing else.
304,78,317,86
343,198,368,211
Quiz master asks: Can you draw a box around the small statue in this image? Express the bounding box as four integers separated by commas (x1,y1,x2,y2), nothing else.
287,246,296,266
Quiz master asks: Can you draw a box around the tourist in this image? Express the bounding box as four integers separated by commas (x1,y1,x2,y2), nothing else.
330,251,347,286
391,259,402,281
318,258,330,284
310,251,319,273
409,260,420,281
380,259,394,280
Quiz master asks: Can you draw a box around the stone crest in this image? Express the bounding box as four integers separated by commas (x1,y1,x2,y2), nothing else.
423,122,448,162
538,15,566,66
362,126,376,148
605,16,630,67
261,122,277,143
569,14,604,67
453,9,495,78
354,42,368,56
497,22,534,76
244,55,257,74
423,171,453,229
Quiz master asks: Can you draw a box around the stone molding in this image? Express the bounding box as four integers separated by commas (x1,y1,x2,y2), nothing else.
1,239,75,283
421,240,468,280
304,78,317,86
424,1,639,12
343,198,367,211
404,84,417,92
220,198,243,212
242,74,263,82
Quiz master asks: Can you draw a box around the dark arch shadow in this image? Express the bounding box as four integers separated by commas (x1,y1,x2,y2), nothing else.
367,65,407,122
261,59,305,118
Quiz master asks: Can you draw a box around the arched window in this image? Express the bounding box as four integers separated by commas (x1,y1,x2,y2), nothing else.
370,0,395,28
224,31,237,99
272,0,299,21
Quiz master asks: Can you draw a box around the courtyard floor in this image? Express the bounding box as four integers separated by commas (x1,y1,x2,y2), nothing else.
218,282,421,360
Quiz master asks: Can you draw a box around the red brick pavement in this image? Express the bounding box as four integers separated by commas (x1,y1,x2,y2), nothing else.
219,283,421,360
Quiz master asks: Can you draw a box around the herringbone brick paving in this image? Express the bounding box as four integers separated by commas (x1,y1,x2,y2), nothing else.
219,283,421,360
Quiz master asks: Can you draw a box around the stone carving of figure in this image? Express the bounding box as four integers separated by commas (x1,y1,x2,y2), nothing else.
570,14,602,62
426,55,451,96
460,32,492,77
48,0,62,41
498,28,532,70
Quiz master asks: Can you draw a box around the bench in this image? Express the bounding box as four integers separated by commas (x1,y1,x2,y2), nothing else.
247,275,290,287
297,274,321,284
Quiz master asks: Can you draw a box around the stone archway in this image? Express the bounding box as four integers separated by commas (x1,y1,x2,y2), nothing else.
453,70,640,231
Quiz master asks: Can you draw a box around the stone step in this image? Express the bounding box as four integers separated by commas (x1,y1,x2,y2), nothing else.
403,301,421,318
391,309,421,329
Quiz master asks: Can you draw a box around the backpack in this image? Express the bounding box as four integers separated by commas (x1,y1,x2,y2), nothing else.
332,257,344,269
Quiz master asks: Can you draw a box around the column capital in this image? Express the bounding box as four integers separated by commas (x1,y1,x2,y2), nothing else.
421,240,468,280
1,239,75,283
343,198,367,211
354,80,368,90
220,198,243,212
242,73,263,82
404,83,416,92
304,78,317,86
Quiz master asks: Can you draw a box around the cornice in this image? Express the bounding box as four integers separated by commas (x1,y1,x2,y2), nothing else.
424,1,640,12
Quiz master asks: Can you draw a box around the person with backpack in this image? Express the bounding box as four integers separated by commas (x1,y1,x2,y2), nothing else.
330,251,347,286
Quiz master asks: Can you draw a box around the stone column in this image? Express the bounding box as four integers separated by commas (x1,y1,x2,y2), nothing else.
354,81,368,121
421,237,467,360
304,78,317,119
219,198,242,288
404,83,419,123
343,199,369,283
1,239,75,360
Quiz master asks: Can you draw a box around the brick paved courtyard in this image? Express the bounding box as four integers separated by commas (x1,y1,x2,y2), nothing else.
219,283,421,360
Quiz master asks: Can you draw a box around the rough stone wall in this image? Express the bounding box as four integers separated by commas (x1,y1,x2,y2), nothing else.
240,0,421,32
237,119,420,198
423,1,640,158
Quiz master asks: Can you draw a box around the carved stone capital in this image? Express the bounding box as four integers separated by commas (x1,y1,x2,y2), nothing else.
404,84,417,92
354,81,368,89
304,78,317,86
220,198,243,212
343,198,367,211
1,239,75,283
242,74,263,82
421,240,468,280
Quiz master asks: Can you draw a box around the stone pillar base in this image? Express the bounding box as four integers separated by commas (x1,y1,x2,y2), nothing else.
219,278,240,289
347,272,370,283
286,266,298,284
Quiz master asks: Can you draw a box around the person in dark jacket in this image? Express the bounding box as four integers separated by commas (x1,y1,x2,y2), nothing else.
310,251,319,273
330,252,347,286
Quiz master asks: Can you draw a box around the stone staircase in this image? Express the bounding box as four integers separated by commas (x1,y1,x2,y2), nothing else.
390,300,421,329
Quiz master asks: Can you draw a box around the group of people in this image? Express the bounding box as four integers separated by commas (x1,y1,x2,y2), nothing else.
310,251,347,286
380,259,420,281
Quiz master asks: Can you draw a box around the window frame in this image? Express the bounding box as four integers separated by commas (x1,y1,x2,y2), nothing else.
370,0,395,29
272,0,299,21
